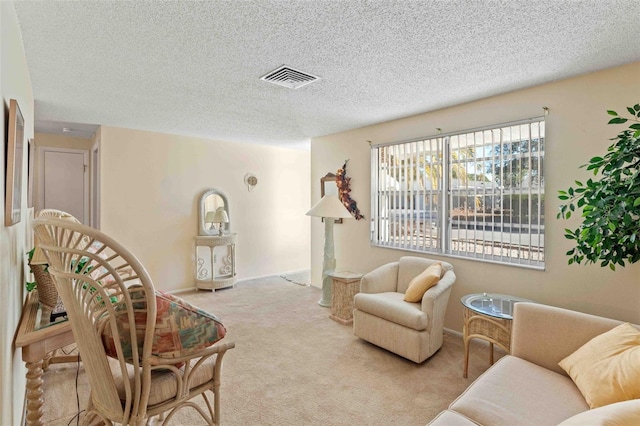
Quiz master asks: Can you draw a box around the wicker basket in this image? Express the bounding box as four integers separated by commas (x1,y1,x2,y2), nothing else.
30,262,58,309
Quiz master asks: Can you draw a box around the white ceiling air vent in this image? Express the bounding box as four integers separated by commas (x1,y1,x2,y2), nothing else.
260,65,320,89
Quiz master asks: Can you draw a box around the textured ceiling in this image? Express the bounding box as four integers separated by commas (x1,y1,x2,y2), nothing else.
13,0,640,149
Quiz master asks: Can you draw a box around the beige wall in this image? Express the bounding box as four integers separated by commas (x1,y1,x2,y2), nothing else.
34,132,93,150
1,1,34,423
99,126,310,291
311,62,640,333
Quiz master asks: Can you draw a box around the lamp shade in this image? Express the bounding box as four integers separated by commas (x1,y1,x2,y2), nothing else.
213,208,229,223
306,195,353,219
205,211,216,223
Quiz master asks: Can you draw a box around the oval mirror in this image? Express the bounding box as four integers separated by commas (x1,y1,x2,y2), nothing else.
198,189,230,236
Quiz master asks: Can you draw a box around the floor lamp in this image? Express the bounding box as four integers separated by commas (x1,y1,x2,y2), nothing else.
306,194,353,307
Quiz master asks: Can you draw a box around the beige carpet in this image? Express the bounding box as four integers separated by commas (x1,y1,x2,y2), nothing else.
40,276,501,425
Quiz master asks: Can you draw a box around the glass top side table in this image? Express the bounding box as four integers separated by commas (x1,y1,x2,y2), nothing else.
461,293,533,378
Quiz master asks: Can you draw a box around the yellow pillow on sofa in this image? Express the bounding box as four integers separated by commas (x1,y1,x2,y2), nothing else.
558,322,640,408
403,263,442,302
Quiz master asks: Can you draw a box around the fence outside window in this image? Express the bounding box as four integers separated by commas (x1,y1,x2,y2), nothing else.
371,117,545,268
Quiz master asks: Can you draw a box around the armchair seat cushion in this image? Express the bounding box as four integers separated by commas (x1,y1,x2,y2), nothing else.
354,292,428,331
111,356,216,406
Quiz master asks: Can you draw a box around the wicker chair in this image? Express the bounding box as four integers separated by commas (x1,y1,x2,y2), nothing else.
32,218,235,425
29,209,83,308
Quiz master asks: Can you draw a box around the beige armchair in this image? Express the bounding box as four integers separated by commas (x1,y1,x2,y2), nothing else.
353,256,456,363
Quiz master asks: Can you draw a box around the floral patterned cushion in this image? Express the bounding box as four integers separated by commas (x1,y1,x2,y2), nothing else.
101,286,226,363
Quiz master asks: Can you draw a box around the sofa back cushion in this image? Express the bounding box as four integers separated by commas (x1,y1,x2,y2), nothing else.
511,302,627,376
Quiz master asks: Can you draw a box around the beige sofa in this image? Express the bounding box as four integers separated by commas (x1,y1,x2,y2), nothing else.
429,302,640,425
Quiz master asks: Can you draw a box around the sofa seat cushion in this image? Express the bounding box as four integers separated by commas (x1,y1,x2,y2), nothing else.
428,410,479,425
354,292,428,331
449,355,589,426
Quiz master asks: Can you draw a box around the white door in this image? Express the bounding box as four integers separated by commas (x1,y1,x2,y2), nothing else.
91,142,100,228
38,147,89,224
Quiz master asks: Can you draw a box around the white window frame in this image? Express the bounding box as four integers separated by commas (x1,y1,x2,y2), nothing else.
371,117,545,269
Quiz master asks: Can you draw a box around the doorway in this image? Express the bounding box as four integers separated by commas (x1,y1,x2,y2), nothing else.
91,142,100,228
38,147,89,224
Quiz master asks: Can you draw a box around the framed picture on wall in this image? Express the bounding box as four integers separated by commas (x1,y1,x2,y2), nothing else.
5,99,25,226
320,172,342,224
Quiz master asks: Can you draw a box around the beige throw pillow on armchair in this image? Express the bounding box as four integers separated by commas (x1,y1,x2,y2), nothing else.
403,262,442,303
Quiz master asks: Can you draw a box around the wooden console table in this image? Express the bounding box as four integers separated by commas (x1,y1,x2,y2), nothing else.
15,291,77,426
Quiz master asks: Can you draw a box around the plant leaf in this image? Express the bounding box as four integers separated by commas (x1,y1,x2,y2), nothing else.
608,117,628,124
607,110,618,116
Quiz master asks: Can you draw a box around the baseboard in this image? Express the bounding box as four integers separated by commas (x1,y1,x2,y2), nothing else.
444,327,462,338
278,268,311,277
166,272,312,294
168,287,197,294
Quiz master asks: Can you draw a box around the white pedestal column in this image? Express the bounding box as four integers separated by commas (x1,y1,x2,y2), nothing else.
318,218,336,307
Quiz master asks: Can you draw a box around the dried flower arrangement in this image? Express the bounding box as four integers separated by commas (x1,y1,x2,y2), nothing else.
336,160,365,220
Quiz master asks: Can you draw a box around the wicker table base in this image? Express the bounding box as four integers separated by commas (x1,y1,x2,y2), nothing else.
461,293,532,378
329,272,362,325
462,306,512,378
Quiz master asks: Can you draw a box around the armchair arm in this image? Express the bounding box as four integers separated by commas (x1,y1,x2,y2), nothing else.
147,341,236,400
149,341,236,366
421,269,456,330
360,262,399,294
511,303,624,375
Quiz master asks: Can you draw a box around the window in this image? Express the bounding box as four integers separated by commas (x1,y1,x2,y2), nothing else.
371,118,545,268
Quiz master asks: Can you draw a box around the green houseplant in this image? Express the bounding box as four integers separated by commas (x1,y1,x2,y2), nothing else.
26,248,39,291
558,104,640,270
